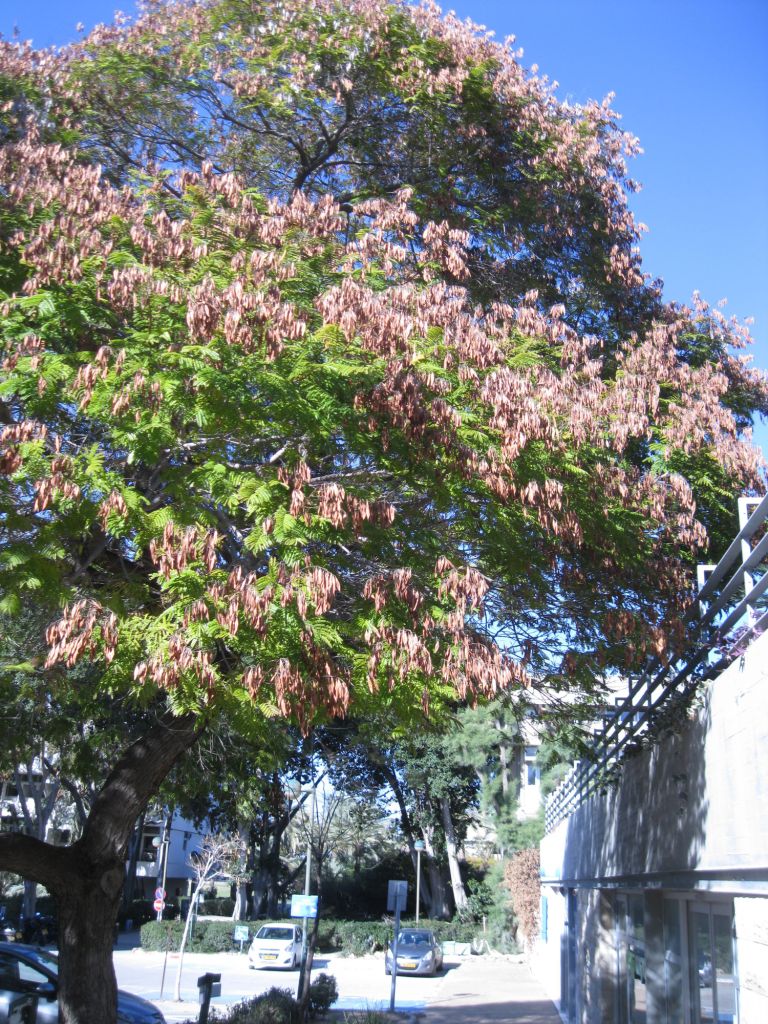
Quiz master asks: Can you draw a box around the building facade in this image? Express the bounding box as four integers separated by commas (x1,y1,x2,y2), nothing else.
536,494,768,1024
536,625,768,1023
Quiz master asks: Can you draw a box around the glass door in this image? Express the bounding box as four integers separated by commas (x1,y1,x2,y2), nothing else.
615,894,647,1024
687,903,736,1023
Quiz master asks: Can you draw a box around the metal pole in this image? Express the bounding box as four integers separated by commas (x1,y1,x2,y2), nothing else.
415,849,421,924
155,815,171,923
389,904,401,1012
297,785,316,1002
159,924,171,998
160,835,170,904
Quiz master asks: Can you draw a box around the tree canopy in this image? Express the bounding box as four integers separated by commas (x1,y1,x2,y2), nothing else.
0,2,765,1021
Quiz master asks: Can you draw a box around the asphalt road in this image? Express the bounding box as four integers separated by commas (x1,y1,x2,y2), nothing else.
114,948,451,1022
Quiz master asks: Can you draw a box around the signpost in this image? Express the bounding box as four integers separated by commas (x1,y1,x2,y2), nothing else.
153,898,165,914
233,925,250,952
387,880,408,1012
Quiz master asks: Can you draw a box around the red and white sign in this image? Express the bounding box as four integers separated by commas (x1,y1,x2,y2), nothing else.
153,898,165,912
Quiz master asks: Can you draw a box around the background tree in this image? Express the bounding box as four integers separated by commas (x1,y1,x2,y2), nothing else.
173,833,244,1002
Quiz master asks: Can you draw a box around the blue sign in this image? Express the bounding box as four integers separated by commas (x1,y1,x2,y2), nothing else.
291,894,318,918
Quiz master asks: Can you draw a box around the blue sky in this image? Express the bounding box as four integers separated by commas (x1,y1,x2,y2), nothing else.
3,0,767,456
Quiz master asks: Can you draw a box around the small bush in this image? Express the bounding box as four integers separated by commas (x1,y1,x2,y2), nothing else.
223,988,299,1024
308,973,338,1017
505,848,541,950
141,920,183,951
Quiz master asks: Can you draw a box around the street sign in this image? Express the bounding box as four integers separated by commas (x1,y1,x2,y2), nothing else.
233,924,250,951
153,898,165,912
387,879,408,913
290,894,318,918
154,887,166,900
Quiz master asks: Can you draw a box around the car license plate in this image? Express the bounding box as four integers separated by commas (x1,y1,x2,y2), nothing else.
261,954,278,960
400,960,417,969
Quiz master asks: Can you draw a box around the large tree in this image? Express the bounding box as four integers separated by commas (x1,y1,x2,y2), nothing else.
0,2,765,1022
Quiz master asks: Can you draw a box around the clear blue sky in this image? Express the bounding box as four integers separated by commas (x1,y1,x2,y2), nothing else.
3,0,767,457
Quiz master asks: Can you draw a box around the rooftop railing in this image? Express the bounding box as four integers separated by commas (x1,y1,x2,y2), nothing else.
544,494,768,834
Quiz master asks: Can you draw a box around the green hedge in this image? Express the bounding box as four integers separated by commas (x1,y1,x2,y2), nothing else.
141,915,482,955
141,919,265,952
317,917,480,955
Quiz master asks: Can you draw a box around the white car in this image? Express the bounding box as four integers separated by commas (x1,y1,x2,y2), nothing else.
248,923,303,970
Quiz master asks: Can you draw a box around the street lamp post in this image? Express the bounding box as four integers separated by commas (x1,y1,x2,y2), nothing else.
414,840,425,923
297,784,317,1004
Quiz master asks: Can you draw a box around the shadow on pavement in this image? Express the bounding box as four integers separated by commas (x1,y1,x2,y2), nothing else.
424,999,561,1024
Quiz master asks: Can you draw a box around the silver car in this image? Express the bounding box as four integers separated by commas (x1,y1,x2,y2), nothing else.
385,929,444,977
0,943,165,1024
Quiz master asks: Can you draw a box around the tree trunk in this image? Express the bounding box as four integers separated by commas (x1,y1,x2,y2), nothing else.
22,879,37,926
232,820,249,921
498,735,511,799
174,876,205,1001
421,831,449,920
57,876,124,1024
232,880,248,921
298,856,324,1022
379,763,435,913
122,811,145,912
440,796,467,913
249,865,270,918
0,711,200,1024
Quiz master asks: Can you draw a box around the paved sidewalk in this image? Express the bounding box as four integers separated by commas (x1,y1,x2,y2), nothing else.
424,957,562,1024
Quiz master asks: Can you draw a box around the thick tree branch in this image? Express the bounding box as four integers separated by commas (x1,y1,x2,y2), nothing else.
0,832,67,890
80,711,202,865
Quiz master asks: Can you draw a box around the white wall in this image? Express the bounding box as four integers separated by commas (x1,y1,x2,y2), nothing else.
541,629,768,886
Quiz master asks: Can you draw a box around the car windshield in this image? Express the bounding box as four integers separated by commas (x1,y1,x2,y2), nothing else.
398,931,431,946
256,927,294,941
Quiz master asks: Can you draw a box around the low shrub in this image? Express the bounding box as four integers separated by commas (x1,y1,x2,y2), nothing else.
316,919,391,955
140,918,274,952
316,916,478,955
140,913,485,956
222,988,299,1024
141,920,183,951
308,973,338,1017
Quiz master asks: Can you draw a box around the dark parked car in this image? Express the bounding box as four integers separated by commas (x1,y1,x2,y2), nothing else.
0,944,165,1024
384,929,444,977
